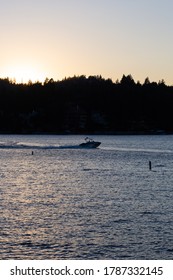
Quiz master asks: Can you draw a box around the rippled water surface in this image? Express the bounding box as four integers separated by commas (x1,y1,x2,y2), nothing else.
0,134,173,259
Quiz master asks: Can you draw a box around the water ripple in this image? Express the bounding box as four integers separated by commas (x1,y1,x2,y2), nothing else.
0,135,173,259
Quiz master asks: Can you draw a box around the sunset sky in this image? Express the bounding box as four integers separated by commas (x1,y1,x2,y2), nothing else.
1,0,173,84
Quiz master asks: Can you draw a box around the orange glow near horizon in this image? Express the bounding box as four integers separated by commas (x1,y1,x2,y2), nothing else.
4,64,46,84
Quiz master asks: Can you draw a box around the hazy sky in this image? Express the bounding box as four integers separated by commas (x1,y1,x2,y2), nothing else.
1,0,173,84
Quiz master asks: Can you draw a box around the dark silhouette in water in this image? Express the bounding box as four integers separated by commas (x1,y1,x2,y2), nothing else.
0,75,172,134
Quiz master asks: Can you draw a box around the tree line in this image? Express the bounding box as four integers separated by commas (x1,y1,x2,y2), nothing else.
0,74,173,134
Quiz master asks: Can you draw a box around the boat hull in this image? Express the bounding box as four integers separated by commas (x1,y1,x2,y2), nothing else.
79,141,101,148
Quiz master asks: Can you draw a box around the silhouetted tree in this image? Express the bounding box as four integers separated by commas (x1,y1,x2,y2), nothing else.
120,74,135,86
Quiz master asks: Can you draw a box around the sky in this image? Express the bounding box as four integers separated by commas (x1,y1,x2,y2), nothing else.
1,0,173,84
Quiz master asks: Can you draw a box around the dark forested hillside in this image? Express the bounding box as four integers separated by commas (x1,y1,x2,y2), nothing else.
0,75,173,134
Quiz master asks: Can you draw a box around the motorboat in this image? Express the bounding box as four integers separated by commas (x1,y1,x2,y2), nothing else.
79,137,101,148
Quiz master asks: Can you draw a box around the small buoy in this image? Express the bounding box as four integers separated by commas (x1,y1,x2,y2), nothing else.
149,160,152,170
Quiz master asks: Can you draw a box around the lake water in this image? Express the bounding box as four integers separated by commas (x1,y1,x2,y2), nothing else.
0,134,173,260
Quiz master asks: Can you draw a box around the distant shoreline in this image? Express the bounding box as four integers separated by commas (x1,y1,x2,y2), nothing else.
1,75,173,134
